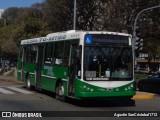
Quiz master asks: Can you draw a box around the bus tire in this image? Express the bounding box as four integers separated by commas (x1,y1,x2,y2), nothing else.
55,82,65,102
26,75,33,90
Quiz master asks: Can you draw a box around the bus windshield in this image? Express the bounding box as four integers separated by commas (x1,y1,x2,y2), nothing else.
84,46,133,81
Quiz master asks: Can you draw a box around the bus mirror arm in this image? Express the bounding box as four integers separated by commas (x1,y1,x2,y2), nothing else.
68,65,74,76
68,66,71,76
35,64,38,71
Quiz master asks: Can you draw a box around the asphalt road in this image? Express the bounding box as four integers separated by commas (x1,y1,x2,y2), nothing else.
0,77,160,120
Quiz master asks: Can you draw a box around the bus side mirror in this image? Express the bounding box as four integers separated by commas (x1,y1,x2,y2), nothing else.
68,66,71,76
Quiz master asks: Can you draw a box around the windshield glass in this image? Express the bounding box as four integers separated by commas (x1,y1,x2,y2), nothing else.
84,46,133,81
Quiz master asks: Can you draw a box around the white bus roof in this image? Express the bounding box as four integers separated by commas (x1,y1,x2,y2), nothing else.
21,30,131,45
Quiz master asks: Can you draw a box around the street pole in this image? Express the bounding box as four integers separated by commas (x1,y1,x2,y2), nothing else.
132,5,160,50
73,0,77,30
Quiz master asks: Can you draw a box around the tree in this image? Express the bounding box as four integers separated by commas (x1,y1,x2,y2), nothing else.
76,0,103,30
136,1,160,64
43,0,104,31
13,3,51,43
0,25,18,58
2,7,26,25
43,0,73,32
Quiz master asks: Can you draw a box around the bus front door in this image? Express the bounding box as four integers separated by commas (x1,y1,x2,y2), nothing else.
36,46,44,90
68,44,78,96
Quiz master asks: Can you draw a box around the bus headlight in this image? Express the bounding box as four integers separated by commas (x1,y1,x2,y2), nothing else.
90,88,94,92
116,88,119,91
83,85,94,92
130,84,134,88
83,85,87,88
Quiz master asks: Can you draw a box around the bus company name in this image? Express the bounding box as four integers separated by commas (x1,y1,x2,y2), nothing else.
23,35,66,44
46,35,66,42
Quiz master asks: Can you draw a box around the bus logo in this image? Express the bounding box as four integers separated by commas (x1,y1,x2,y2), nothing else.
85,35,92,44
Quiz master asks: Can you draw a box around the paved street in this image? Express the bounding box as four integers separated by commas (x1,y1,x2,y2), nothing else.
0,75,160,120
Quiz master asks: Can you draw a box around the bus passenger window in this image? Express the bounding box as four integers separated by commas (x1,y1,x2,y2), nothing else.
30,45,37,63
63,41,70,66
45,43,53,64
26,45,37,63
53,42,64,65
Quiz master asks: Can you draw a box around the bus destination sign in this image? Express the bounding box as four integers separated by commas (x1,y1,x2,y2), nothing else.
85,34,129,45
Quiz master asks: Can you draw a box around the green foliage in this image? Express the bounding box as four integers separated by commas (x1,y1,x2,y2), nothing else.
44,0,73,31
136,0,160,61
0,25,18,58
76,0,103,30
2,7,26,25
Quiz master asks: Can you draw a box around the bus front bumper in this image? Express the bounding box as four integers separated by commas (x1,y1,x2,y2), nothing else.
76,91,136,100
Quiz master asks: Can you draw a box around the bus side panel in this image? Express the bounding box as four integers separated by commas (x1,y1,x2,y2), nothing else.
52,66,68,79
40,77,68,95
52,66,68,96
41,77,56,92
40,65,68,93
24,63,36,83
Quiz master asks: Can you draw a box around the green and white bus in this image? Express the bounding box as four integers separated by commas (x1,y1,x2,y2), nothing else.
17,30,135,101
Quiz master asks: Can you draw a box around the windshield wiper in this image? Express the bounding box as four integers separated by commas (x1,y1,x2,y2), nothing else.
111,46,124,65
94,44,108,57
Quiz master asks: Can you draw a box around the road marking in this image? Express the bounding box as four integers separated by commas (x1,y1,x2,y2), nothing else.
7,87,33,94
0,88,15,94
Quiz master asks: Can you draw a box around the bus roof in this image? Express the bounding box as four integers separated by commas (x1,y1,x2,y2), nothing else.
20,30,131,45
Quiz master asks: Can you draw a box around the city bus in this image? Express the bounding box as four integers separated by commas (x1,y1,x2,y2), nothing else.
17,30,135,101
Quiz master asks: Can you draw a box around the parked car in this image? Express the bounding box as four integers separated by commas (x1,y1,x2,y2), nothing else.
138,71,160,93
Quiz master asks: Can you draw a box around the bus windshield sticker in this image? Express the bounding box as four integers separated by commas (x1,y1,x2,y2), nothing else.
85,35,92,44
86,78,109,80
85,71,96,78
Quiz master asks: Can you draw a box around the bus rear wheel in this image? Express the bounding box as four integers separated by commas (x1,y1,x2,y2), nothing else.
56,82,65,102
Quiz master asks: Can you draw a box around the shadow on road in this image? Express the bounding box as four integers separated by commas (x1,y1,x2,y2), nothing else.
22,86,135,107
66,98,135,107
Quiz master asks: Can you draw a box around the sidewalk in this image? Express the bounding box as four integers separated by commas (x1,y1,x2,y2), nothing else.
0,75,17,81
0,68,22,83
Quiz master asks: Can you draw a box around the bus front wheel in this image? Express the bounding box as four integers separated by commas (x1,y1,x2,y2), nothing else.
56,82,65,102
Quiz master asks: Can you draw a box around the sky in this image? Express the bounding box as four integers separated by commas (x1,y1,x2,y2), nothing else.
0,0,44,10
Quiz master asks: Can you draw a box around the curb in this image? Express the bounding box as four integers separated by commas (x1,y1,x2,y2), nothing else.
132,92,155,100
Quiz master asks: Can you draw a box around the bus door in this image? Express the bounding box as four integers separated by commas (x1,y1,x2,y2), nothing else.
35,45,44,89
21,47,25,80
68,44,80,96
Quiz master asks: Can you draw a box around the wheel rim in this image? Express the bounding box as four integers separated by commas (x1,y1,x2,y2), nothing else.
27,78,31,88
56,83,65,101
59,85,64,96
